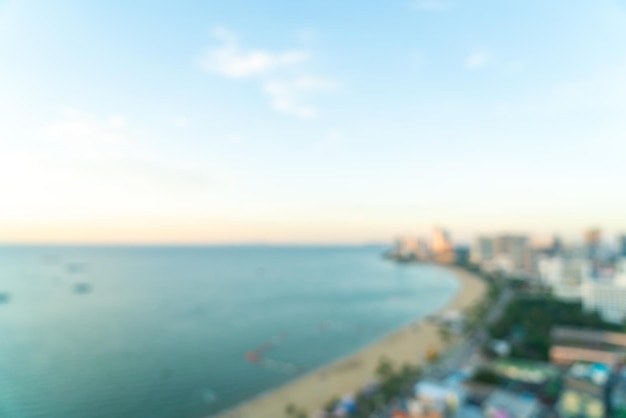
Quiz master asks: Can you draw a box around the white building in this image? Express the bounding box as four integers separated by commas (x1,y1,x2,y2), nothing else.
537,255,591,301
616,258,626,284
470,236,495,264
538,256,588,283
538,256,565,287
581,282,626,323
581,257,626,323
537,254,626,323
471,234,535,276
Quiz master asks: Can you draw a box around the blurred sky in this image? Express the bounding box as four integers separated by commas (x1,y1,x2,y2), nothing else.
1,0,626,244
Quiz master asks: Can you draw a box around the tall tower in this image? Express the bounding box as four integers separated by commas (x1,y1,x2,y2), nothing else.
431,227,456,264
618,234,626,258
584,228,601,260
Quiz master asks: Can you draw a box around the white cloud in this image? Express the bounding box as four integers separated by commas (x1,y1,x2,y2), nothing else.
263,76,334,119
411,0,454,11
200,27,334,119
201,27,309,79
465,50,492,69
42,108,131,147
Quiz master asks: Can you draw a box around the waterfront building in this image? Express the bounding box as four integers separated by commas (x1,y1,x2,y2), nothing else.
474,234,535,276
431,227,456,265
537,256,589,300
470,236,495,265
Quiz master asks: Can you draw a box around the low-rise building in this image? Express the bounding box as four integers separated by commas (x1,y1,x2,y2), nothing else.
550,346,624,368
610,369,626,418
550,327,626,368
557,362,611,418
410,380,463,418
482,389,542,418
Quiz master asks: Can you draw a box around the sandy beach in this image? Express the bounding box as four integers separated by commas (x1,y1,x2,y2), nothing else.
215,266,486,418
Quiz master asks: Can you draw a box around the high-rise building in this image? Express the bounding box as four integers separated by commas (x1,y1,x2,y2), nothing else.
493,235,533,273
618,234,626,257
581,280,626,324
584,228,602,260
551,235,563,256
471,234,536,275
470,236,495,264
431,227,456,264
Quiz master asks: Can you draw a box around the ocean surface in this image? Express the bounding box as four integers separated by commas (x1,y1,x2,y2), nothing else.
0,246,458,418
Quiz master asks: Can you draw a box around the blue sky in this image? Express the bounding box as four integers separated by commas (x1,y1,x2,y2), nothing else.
1,0,626,244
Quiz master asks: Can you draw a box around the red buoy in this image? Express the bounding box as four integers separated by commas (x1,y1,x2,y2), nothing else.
246,351,260,363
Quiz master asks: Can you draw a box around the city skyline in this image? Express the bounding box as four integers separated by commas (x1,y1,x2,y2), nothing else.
1,0,626,243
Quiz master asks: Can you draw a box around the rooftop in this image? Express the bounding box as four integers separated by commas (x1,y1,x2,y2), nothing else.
483,389,541,418
490,358,560,385
551,326,626,350
566,362,611,387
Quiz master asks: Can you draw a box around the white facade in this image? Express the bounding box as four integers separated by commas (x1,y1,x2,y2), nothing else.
538,256,564,287
553,284,582,301
538,256,588,286
577,257,626,323
471,236,495,264
615,258,626,285
472,234,535,276
541,256,626,322
581,280,626,324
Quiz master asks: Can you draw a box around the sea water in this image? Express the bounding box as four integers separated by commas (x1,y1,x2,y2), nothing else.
0,246,458,418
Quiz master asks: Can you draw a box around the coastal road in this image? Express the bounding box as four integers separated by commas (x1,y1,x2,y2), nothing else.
371,282,514,417
428,285,513,380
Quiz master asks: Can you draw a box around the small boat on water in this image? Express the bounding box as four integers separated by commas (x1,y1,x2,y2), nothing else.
73,283,92,294
0,293,10,304
246,351,260,363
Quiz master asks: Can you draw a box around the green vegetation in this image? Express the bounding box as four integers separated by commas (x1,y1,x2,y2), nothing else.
471,358,563,404
461,265,503,332
319,357,422,418
323,396,341,413
472,367,501,385
285,403,308,418
438,326,453,343
487,297,621,361
373,357,421,406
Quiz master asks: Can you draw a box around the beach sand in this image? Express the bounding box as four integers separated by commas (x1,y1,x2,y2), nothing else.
216,266,486,418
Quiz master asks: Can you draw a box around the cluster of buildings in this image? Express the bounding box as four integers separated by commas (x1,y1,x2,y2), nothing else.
390,227,626,324
470,229,626,325
383,328,626,418
382,226,626,418
471,235,535,277
389,228,456,264
525,327,626,418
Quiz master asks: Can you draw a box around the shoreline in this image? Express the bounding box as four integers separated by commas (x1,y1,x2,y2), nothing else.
215,265,486,418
